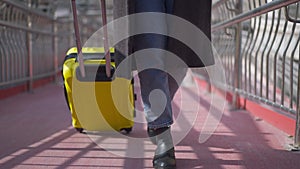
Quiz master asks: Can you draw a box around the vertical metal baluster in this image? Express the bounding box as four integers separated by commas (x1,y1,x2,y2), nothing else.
220,30,224,75
226,31,230,80
222,31,226,79
280,15,294,107
266,10,276,100
3,28,9,83
232,0,237,85
5,6,12,82
232,28,236,86
290,35,300,109
260,0,273,98
15,9,21,80
273,9,285,103
0,29,4,83
2,6,8,83
9,7,14,81
287,4,300,110
4,6,10,82
243,0,254,94
15,8,21,80
226,29,230,84
248,1,258,94
231,29,235,85
250,0,259,94
18,10,27,80
286,22,297,110
34,17,40,76
0,20,5,83
270,10,282,103
22,18,27,80
220,4,228,80
254,0,262,95
257,12,268,98
223,31,229,78
12,7,20,81
226,2,232,83
227,0,235,18
241,24,251,94
10,7,16,81
8,7,14,82
0,2,3,83
220,2,226,24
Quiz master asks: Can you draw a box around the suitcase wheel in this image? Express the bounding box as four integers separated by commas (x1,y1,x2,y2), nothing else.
75,127,86,134
120,127,132,134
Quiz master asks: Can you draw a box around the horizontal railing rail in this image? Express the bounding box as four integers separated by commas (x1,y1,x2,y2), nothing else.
1,0,56,21
212,0,300,31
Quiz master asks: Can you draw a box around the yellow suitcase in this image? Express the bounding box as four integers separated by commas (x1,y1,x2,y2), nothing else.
62,47,134,133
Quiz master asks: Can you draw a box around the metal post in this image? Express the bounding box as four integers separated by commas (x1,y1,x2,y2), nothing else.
294,43,300,149
27,0,33,92
232,0,243,109
52,20,58,83
295,99,300,149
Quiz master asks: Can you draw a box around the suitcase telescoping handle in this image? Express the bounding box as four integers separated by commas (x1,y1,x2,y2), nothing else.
100,0,111,78
70,0,112,78
71,0,85,77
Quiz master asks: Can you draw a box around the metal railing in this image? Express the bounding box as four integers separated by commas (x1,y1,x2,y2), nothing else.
212,0,300,148
0,0,106,91
0,0,69,90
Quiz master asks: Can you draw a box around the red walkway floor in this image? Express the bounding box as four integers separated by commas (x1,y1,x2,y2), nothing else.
1,82,300,169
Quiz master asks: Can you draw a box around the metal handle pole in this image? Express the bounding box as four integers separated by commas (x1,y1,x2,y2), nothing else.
71,0,85,77
100,0,111,78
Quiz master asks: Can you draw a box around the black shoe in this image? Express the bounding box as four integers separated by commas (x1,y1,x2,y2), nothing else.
148,127,176,169
153,148,176,169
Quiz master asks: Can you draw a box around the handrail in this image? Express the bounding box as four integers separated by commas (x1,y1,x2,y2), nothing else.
212,0,300,31
0,20,54,35
2,0,56,21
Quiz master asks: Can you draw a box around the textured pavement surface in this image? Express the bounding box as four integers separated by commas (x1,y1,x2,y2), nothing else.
1,82,300,169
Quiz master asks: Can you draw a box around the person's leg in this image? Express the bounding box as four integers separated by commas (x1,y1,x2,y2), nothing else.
134,0,173,129
133,0,176,168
